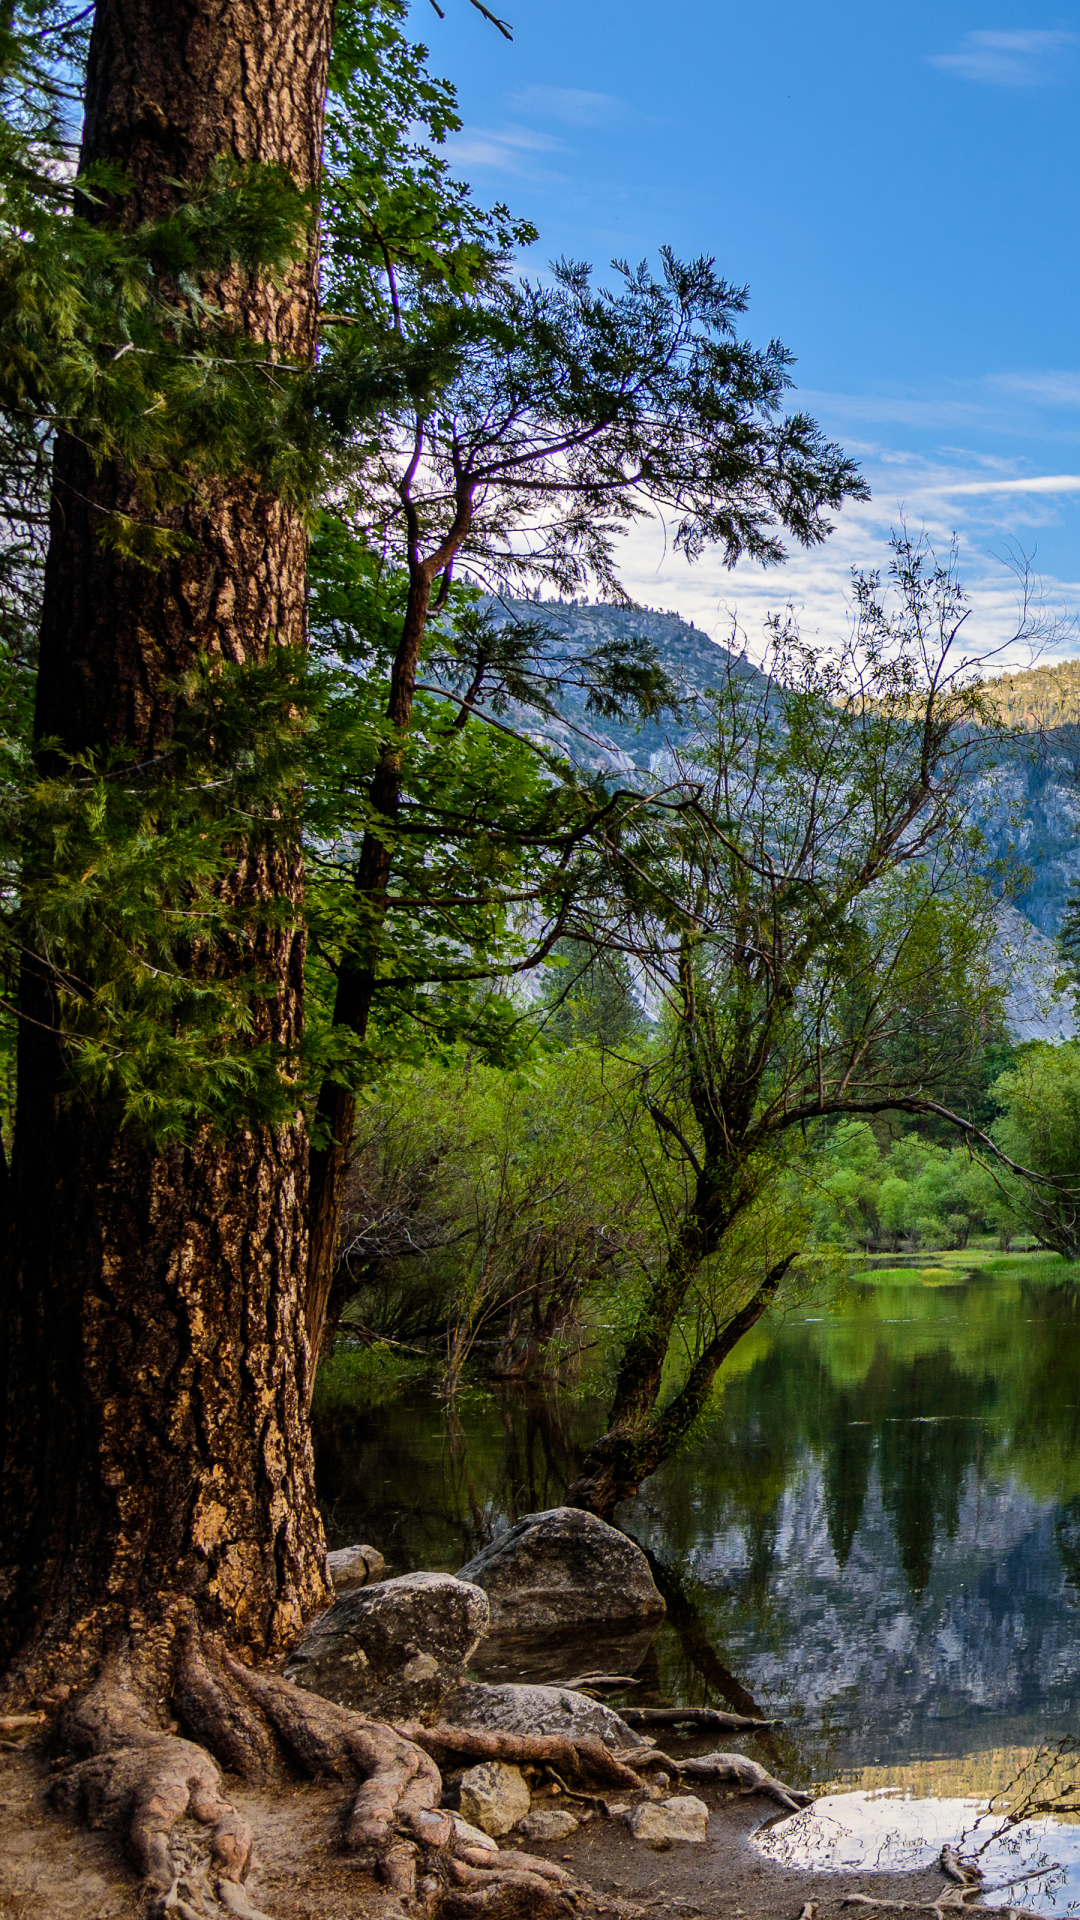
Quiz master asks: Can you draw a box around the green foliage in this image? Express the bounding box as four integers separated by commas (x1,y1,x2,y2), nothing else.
0,0,558,1140
810,1122,998,1252
328,1034,845,1406
537,938,646,1050
989,1043,1080,1257
0,653,316,1139
332,250,867,604
302,539,606,1084
323,0,536,314
334,1045,668,1383
625,538,1007,1167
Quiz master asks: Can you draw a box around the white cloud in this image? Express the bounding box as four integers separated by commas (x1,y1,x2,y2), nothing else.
509,84,622,127
989,370,1080,407
928,29,1079,87
608,452,1080,672
442,124,564,175
922,473,1080,497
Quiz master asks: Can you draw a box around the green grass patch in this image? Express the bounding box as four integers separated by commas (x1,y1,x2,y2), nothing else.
312,1340,435,1411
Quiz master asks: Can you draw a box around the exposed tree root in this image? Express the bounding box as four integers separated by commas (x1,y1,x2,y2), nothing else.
843,1886,1044,1915
393,1719,650,1792
393,1721,810,1813
25,1616,813,1919
30,1626,580,1919
49,1644,262,1919
674,1750,812,1812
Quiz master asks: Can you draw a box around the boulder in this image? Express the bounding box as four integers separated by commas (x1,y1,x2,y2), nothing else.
326,1544,386,1591
458,1761,531,1838
442,1680,641,1752
625,1795,709,1845
517,1808,580,1843
456,1508,665,1635
285,1570,489,1719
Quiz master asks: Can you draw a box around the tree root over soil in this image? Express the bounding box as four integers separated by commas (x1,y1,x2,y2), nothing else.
617,1706,780,1732
18,1618,812,1919
395,1723,811,1815
33,1625,575,1920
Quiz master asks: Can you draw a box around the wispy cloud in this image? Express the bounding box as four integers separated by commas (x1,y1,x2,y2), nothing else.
442,124,564,175
921,473,1080,497
612,448,1080,670
509,84,623,127
928,29,1079,87
990,370,1080,406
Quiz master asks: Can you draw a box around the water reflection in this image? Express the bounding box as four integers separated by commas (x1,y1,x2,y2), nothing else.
758,1738,1080,1912
313,1255,1080,1810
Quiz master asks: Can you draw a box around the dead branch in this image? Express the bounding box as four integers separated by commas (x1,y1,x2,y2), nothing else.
618,1706,779,1731
672,1749,811,1811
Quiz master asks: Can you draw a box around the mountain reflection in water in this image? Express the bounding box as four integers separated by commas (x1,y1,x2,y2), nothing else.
313,1254,1080,1801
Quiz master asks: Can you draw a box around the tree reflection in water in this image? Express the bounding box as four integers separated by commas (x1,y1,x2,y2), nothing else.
313,1255,1080,1790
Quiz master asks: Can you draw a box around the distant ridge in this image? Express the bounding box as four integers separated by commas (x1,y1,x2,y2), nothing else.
480,600,1080,1038
980,658,1080,731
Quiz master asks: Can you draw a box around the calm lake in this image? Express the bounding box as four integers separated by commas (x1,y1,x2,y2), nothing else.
313,1251,1080,1911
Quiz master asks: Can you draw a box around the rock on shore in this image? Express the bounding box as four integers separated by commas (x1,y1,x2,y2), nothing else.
285,1570,488,1718
456,1506,665,1634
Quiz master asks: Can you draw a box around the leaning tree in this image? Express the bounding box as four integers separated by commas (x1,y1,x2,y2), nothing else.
304,250,869,1359
564,539,1053,1518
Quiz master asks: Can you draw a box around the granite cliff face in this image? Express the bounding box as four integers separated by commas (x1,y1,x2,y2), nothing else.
475,597,1080,1043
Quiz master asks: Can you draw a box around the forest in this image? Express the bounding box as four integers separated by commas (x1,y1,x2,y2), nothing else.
2,2,1080,1918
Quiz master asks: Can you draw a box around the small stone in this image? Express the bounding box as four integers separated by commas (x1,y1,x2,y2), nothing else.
625,1796,709,1845
449,1813,498,1853
459,1761,532,1838
401,1653,439,1685
517,1809,580,1843
326,1544,385,1591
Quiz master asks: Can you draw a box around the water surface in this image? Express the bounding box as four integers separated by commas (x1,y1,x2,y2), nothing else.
314,1252,1080,1907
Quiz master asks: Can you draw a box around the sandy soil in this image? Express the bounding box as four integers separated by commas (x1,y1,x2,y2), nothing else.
0,1736,967,1920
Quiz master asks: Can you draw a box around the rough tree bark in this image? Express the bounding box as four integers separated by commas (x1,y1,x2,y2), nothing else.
0,16,633,1915
0,0,334,1703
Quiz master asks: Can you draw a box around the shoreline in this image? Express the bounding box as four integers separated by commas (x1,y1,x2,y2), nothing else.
0,1741,988,1920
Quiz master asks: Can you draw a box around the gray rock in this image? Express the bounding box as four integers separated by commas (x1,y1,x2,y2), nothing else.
443,1680,641,1752
458,1761,531,1837
517,1808,580,1843
286,1570,489,1719
326,1543,385,1590
625,1795,709,1844
456,1508,665,1634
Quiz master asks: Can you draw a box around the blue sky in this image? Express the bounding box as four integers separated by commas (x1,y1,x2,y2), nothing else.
415,1,1080,664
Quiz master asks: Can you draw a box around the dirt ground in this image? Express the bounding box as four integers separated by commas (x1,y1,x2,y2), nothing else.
0,1737,971,1920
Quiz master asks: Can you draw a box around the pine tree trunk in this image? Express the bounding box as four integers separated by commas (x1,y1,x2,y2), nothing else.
0,0,334,1692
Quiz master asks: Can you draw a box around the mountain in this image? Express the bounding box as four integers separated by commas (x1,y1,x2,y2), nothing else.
977,657,1080,732
479,598,1080,1043
478,595,752,774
